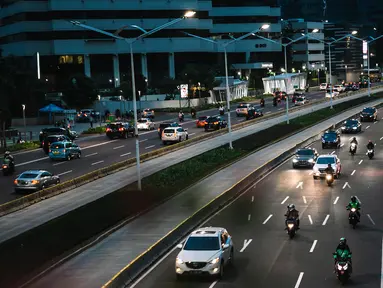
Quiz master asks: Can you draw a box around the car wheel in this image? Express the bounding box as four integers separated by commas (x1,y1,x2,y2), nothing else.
56,179,60,184
218,262,224,279
322,144,325,149
313,176,318,180
179,137,182,143
41,184,46,190
163,141,167,145
229,248,234,265
186,135,189,140
78,152,81,159
67,154,71,161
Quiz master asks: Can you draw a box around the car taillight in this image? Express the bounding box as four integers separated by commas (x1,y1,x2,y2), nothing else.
106,128,111,132
14,180,17,185
118,128,124,131
31,180,40,185
84,113,87,117
49,149,51,153
63,149,66,153
157,128,160,132
214,122,219,125
42,141,45,146
2,165,7,169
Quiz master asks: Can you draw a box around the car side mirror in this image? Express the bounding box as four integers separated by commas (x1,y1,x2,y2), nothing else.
176,243,183,249
223,244,230,250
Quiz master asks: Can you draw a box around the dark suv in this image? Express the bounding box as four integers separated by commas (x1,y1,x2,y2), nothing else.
321,130,340,149
157,122,180,138
39,127,76,144
205,116,227,131
360,107,378,122
106,122,134,139
42,135,72,154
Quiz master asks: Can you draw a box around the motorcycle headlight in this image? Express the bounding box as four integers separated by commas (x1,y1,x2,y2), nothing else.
209,257,220,264
343,263,348,270
293,159,298,163
337,264,343,270
176,257,184,264
351,208,356,212
287,223,294,228
308,159,314,163
326,174,332,180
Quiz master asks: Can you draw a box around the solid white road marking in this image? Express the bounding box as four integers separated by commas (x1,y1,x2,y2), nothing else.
278,108,283,111
340,143,344,147
355,196,362,204
188,133,195,136
91,160,104,166
15,157,49,167
294,272,304,288
381,238,383,288
57,170,72,177
209,281,218,288
120,152,131,157
322,214,330,225
302,196,307,204
309,240,318,253
85,152,98,157
308,215,313,225
251,196,254,202
331,150,335,155
139,139,148,143
333,196,339,205
296,182,303,189
366,125,370,129
113,145,124,150
248,214,251,221
262,214,273,224
359,159,363,165
351,170,356,176
53,162,65,166
367,214,376,225
145,145,155,149
342,182,351,189
281,196,289,204
240,239,253,252
266,111,271,114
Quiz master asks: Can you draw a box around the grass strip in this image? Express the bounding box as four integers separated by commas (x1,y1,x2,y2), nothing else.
82,126,106,134
0,141,40,154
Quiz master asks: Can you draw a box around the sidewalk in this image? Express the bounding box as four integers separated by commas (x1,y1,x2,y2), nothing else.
25,96,383,288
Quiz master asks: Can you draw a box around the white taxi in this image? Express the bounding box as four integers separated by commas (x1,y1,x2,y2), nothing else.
137,118,155,130
162,127,188,145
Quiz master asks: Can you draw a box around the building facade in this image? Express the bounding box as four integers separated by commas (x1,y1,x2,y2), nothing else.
0,0,282,88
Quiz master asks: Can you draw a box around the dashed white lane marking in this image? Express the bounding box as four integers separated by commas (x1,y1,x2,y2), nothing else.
91,160,104,166
351,170,356,176
53,162,66,166
296,182,303,189
209,281,218,288
355,196,362,204
294,272,304,288
349,137,354,141
85,152,98,157
340,143,344,147
331,150,335,155
281,196,289,204
374,121,378,124
309,240,318,253
266,111,271,114
262,214,273,224
359,159,363,165
380,136,383,141
308,215,313,225
120,152,131,157
248,214,251,221
57,170,72,176
309,171,313,175
367,214,376,225
302,196,307,204
139,139,148,143
333,196,339,205
342,182,351,189
145,145,155,149
366,125,370,129
251,196,254,202
322,214,330,225
240,239,253,252
189,133,195,136
113,145,124,150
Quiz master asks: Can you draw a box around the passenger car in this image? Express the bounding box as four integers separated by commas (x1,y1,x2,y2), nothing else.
204,116,227,131
341,119,362,133
142,108,155,119
294,96,308,106
360,107,378,122
246,107,263,120
106,122,134,139
292,148,318,168
76,109,99,122
236,103,253,117
333,85,345,93
158,122,180,138
321,130,340,149
196,116,209,128
42,135,72,154
14,170,60,192
175,227,234,279
325,89,340,98
39,127,77,144
137,118,155,130
162,127,188,144
320,83,328,90
313,155,341,179
49,141,81,161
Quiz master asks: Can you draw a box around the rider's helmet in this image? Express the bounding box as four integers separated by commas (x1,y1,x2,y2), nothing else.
339,237,347,247
288,204,295,211
353,137,356,141
351,196,357,202
369,140,372,144
328,163,332,168
4,151,10,157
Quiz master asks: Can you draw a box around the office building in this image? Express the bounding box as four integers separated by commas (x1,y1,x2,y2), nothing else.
0,0,282,88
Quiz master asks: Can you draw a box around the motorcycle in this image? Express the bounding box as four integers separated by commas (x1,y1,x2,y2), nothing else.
286,219,297,239
333,256,351,284
2,159,15,176
348,207,358,229
350,143,357,155
219,109,224,116
367,149,374,159
326,173,334,186
191,111,196,119
260,100,265,107
178,114,184,122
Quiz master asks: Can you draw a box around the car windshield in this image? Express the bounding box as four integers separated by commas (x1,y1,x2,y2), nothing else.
107,124,121,129
163,129,175,134
323,133,337,140
47,136,61,142
321,83,326,86
362,108,374,113
296,97,304,101
198,116,207,120
237,104,248,108
20,173,39,179
296,150,314,156
207,117,219,123
345,120,357,126
138,120,148,123
317,157,336,164
183,236,220,251
44,128,63,134
51,143,64,149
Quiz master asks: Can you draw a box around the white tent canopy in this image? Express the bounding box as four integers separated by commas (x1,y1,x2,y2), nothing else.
262,73,306,94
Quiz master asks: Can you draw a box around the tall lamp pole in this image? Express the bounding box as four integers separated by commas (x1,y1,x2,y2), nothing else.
183,23,270,149
22,105,26,141
71,11,196,190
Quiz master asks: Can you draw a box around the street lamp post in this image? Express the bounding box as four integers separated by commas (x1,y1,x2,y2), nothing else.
22,105,26,141
71,11,195,190
183,24,270,149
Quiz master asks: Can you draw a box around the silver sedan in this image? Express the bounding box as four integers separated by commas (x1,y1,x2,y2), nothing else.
14,170,60,193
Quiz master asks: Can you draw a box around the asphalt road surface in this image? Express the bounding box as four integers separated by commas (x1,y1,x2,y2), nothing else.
128,110,383,288
0,91,328,204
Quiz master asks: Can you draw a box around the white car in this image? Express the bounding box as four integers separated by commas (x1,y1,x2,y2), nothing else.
295,96,308,106
162,127,188,144
175,227,234,279
325,89,340,98
143,108,155,118
313,154,341,179
320,83,328,90
137,118,154,130
333,85,345,92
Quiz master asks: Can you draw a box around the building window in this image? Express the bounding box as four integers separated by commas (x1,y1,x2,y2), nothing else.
59,55,73,64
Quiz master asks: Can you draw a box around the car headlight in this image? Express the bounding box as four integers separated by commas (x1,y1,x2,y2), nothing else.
313,166,318,172
176,257,184,264
341,126,345,129
353,127,357,129
308,159,314,163
209,257,220,265
293,159,298,163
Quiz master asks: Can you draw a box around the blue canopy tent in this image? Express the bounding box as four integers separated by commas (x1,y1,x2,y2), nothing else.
39,104,64,123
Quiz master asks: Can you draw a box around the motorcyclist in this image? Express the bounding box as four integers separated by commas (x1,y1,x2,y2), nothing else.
350,137,358,153
178,110,184,122
3,151,15,169
285,204,300,230
219,105,224,115
333,238,352,266
190,108,196,119
260,98,265,107
324,163,334,175
346,196,361,222
367,140,375,150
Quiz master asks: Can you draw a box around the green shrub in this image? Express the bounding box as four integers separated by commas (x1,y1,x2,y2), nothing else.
82,126,106,134
0,141,40,154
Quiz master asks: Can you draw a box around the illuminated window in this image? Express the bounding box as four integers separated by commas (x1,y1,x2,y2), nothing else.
77,56,83,64
59,55,74,64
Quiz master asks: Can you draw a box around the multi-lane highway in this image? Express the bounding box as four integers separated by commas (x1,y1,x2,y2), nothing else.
0,91,327,204
127,111,383,288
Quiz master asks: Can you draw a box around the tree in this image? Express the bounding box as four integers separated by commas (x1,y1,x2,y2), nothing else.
63,74,98,109
179,63,220,92
118,74,147,101
154,77,181,98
